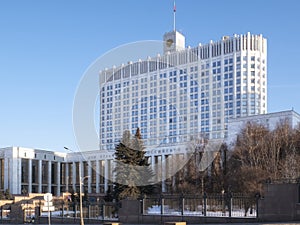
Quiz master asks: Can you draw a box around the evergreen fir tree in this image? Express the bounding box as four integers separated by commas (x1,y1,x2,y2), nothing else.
113,128,154,201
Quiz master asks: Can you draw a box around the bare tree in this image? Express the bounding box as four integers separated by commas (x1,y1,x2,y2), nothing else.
228,120,300,196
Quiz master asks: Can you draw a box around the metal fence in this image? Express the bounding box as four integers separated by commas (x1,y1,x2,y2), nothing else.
143,193,258,218
40,201,119,221
31,193,259,221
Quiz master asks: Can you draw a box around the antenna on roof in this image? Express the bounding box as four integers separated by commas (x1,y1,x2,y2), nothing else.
173,0,176,31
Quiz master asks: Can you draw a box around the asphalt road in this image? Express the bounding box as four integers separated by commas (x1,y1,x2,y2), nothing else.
5,222,300,225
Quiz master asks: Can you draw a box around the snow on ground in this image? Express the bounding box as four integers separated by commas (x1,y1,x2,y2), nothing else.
146,205,256,218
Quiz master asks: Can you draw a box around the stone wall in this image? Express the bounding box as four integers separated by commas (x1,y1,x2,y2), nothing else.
258,183,300,221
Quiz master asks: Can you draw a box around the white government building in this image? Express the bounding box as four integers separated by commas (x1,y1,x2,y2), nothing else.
100,30,267,151
1,30,274,196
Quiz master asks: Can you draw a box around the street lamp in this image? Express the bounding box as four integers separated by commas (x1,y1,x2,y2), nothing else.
64,147,88,225
22,188,27,223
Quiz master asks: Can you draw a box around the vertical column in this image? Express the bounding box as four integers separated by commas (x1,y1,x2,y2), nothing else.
151,155,155,171
38,160,42,193
72,162,76,192
28,159,32,193
79,161,83,178
161,155,166,193
111,160,115,186
95,160,100,193
156,156,160,186
87,161,92,193
65,163,69,192
165,155,169,184
47,161,52,193
56,162,61,196
172,155,177,193
104,159,108,193
79,161,84,195
3,158,9,191
151,155,156,183
0,160,2,190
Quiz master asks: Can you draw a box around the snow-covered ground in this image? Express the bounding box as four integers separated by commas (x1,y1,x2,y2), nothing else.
146,205,256,218
40,210,118,220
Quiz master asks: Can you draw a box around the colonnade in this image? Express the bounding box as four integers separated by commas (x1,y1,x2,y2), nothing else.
0,148,188,196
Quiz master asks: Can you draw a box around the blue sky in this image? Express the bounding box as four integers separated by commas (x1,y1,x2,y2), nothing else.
0,0,300,151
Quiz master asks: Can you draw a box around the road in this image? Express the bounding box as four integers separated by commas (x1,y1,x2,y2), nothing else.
5,222,300,225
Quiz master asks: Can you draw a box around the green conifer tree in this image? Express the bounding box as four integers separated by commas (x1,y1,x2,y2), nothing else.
113,128,154,201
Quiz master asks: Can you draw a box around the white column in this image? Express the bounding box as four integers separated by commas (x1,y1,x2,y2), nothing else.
79,161,83,178
47,161,52,193
151,155,155,171
65,163,69,192
104,159,108,193
56,162,61,196
72,162,76,192
3,158,9,191
161,155,166,193
95,160,100,193
9,148,22,194
151,155,156,183
38,160,42,193
87,161,92,193
111,160,115,185
172,155,176,192
79,162,83,193
28,159,32,193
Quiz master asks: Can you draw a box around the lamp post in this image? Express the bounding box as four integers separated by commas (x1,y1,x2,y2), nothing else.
64,147,88,225
22,188,27,223
79,175,90,225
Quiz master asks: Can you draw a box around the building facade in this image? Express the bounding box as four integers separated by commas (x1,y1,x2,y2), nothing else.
0,147,66,196
2,110,300,196
99,31,267,152
0,147,115,196
227,110,300,145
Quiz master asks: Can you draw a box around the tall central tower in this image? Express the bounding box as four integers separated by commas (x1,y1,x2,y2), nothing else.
163,1,185,54
163,30,185,53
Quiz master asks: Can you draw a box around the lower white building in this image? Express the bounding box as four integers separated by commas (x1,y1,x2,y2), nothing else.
1,110,300,196
0,146,187,195
227,110,300,145
0,147,66,196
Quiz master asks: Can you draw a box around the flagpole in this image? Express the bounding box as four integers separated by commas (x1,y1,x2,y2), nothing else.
173,0,176,31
